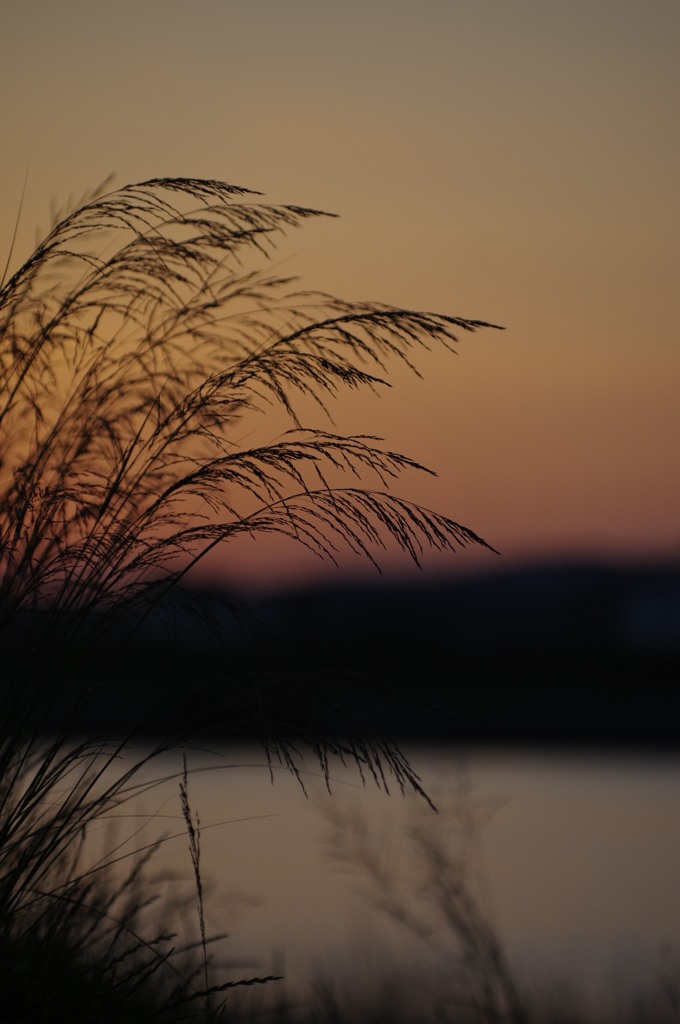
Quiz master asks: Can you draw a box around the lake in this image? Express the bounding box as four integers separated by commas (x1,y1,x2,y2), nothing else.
99,742,680,1015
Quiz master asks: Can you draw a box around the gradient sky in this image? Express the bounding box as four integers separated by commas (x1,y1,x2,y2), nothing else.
3,0,679,590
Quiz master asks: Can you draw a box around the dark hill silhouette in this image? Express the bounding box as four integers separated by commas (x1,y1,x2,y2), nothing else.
5,561,679,746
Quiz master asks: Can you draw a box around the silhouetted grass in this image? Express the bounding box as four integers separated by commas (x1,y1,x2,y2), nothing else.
293,779,680,1024
0,174,499,766
0,175,501,1017
318,772,529,1024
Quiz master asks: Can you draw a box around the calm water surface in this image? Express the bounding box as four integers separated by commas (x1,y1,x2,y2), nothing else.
104,744,680,1006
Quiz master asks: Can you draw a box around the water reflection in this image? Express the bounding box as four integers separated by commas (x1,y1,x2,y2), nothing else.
106,745,680,1013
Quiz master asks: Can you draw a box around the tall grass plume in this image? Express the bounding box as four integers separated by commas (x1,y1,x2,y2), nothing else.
0,176,501,1017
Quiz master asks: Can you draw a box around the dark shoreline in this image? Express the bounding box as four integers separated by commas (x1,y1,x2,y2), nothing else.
4,560,679,747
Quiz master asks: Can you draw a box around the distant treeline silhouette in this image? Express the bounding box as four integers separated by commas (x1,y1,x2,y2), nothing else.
4,561,678,745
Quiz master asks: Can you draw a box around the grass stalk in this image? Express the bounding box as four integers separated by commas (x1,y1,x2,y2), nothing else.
0,175,501,1017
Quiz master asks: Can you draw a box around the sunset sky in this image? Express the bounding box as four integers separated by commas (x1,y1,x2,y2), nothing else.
3,0,679,591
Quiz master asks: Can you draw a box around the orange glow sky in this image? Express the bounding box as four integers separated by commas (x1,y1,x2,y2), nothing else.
3,1,679,591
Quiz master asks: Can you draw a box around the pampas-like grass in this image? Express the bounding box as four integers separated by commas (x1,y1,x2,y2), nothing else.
0,177,497,616
0,174,502,790
0,176,501,1018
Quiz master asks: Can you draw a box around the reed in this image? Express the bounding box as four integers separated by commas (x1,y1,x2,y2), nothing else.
0,176,500,1017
